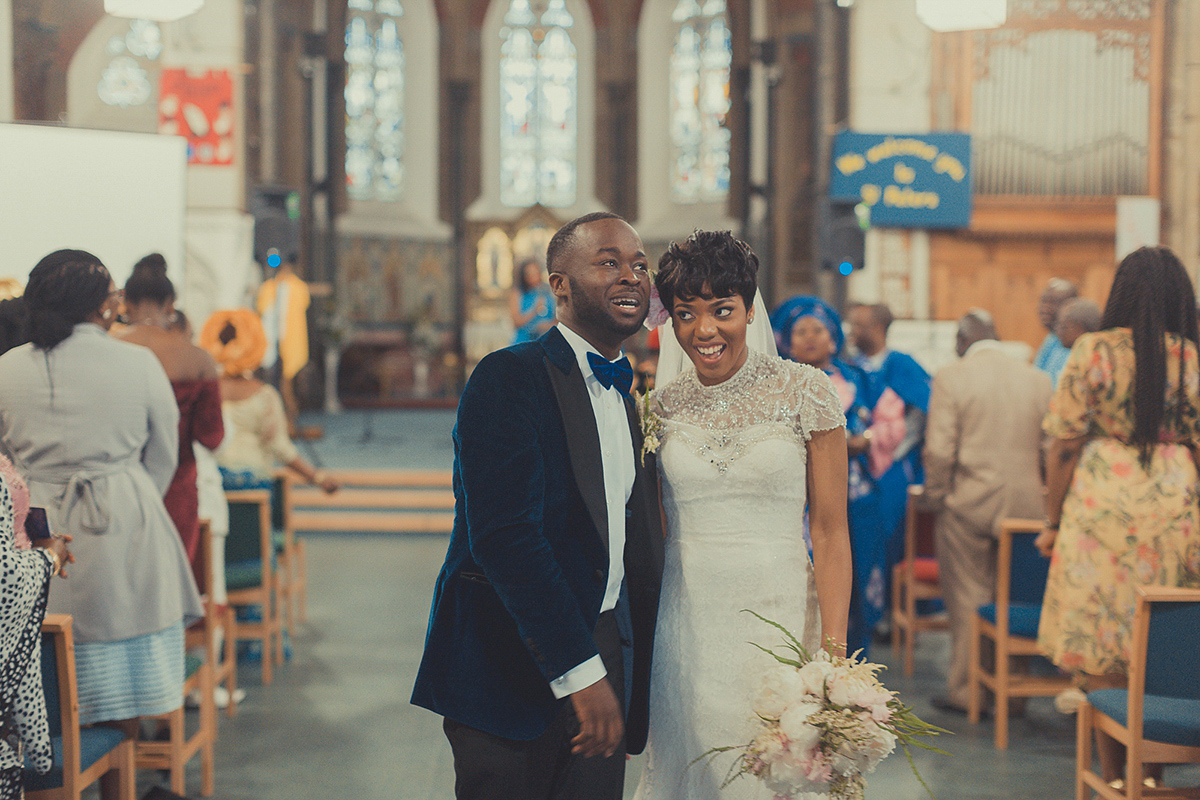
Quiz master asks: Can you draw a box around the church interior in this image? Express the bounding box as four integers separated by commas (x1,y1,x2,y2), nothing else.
4,1,1200,798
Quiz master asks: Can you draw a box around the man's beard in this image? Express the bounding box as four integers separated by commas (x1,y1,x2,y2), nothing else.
567,274,645,340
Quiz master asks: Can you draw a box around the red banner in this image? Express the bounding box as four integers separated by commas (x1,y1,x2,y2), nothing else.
158,68,234,166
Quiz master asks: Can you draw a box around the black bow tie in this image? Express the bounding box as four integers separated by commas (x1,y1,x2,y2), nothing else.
587,352,633,397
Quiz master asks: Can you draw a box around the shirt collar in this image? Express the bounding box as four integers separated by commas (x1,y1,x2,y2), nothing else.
963,338,1007,358
556,323,623,385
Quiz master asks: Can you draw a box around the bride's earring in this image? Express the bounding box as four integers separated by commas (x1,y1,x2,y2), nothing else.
102,308,113,320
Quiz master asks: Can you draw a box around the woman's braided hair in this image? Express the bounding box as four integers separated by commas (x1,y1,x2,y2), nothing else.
1100,246,1199,465
24,249,111,352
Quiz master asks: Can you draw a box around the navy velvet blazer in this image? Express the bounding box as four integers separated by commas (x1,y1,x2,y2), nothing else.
410,327,664,753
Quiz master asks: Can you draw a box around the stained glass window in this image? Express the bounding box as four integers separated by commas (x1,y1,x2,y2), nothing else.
345,0,406,201
499,0,578,208
670,0,730,203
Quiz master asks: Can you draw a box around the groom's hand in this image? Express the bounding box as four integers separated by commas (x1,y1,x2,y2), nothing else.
569,679,623,758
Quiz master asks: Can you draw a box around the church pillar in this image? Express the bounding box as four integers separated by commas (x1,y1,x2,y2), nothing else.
1162,0,1200,279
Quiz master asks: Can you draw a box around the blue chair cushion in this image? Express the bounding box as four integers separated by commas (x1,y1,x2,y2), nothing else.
978,603,1043,639
185,654,204,680
22,727,126,791
226,559,264,591
1089,689,1200,747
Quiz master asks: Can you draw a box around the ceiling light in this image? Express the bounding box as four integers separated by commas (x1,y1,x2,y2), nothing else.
104,0,204,22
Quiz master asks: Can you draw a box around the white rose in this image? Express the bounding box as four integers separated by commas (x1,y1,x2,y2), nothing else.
797,659,835,697
827,670,877,708
778,700,823,752
754,665,807,719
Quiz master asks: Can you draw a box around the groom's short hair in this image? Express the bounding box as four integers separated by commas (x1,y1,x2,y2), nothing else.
655,230,758,313
546,211,625,276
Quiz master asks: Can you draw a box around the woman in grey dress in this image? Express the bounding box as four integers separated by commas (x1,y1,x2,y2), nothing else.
0,250,202,737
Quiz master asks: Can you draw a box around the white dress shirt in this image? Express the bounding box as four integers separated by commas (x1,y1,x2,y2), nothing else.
549,324,636,698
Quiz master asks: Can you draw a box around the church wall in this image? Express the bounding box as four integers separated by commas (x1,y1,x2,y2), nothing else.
0,0,13,121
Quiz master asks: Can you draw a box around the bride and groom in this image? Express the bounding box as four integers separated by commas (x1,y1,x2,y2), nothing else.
411,212,853,799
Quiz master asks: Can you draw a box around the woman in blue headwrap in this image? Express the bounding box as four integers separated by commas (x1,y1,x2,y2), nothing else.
771,296,908,657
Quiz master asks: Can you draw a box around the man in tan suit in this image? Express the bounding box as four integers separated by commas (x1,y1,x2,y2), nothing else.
923,309,1053,712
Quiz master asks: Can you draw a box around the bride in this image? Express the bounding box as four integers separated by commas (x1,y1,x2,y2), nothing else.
634,231,852,799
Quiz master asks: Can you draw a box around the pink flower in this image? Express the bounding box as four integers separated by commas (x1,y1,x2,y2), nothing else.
643,284,670,330
801,750,834,784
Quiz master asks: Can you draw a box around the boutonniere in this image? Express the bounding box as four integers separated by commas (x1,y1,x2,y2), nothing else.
636,389,664,466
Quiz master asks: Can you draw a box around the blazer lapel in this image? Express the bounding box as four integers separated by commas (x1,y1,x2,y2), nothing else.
542,329,609,551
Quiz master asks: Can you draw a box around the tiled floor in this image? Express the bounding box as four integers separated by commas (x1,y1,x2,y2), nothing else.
134,411,1196,799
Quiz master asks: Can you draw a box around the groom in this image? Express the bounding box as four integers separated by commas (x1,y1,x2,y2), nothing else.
411,212,665,799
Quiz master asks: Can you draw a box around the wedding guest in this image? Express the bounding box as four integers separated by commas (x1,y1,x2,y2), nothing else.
1037,246,1200,787
1055,297,1101,350
257,252,310,435
200,310,338,494
0,455,71,798
1033,278,1079,386
848,302,931,577
772,296,907,656
923,309,1052,713
0,249,202,737
117,254,224,581
509,257,556,344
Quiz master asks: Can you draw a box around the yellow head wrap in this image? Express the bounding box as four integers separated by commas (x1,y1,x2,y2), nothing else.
201,309,268,377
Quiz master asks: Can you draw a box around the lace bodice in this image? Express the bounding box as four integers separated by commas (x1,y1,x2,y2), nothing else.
653,349,845,474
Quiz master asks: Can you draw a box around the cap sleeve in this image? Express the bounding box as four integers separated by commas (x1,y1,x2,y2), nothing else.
1043,333,1099,439
792,362,846,442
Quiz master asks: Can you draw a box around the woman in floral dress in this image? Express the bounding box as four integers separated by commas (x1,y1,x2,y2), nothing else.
1037,246,1200,786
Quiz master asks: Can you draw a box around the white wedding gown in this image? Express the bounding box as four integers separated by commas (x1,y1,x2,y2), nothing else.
634,349,845,800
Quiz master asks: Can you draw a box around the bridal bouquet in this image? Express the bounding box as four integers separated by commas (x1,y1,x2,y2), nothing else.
699,612,947,800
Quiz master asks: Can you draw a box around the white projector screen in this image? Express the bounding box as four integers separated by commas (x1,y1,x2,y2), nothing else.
0,123,187,298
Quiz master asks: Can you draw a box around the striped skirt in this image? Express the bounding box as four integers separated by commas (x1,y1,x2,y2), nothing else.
74,622,185,725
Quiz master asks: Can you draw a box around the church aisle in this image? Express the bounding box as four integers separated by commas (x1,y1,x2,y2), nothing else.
189,530,1200,800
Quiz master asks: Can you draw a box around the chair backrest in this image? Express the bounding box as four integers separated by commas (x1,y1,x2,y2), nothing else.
39,614,79,773
224,489,272,565
906,485,937,561
1008,529,1051,605
270,473,289,533
1138,588,1200,701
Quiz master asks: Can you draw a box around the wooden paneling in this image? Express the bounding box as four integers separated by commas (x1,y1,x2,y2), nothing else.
929,231,1115,349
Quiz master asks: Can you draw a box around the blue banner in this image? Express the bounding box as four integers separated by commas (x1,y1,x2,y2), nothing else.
830,132,972,229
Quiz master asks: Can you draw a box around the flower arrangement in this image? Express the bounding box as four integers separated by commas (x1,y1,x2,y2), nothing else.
698,612,948,800
635,389,664,466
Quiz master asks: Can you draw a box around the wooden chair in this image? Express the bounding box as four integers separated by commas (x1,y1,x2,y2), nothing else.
1076,587,1200,800
890,485,948,676
272,472,307,636
24,614,135,800
197,519,239,719
225,488,284,685
967,518,1073,749
135,521,218,796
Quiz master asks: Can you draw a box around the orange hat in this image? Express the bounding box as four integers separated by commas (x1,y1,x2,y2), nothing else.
201,309,268,377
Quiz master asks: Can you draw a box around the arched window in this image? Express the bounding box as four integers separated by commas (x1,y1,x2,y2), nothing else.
345,0,406,201
636,0,736,241
669,0,730,203
498,0,578,208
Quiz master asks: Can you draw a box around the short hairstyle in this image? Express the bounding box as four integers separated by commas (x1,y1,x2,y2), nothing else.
655,230,758,312
125,252,176,306
1058,297,1101,332
545,211,624,275
25,249,111,351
